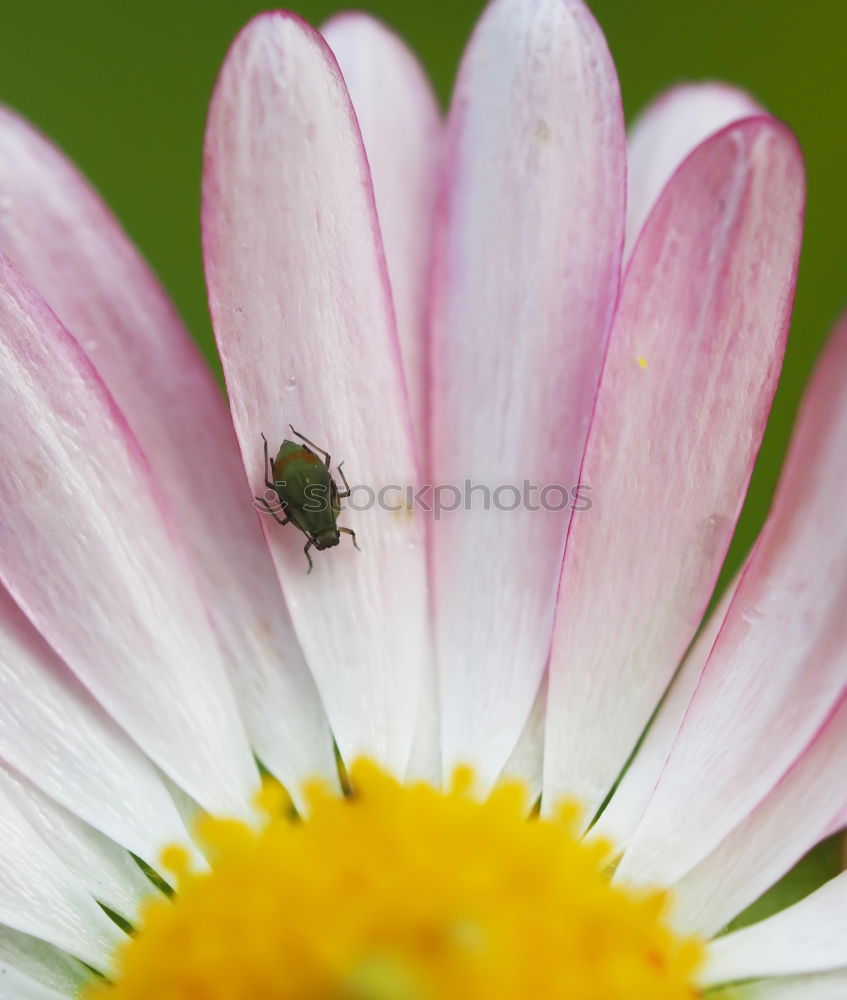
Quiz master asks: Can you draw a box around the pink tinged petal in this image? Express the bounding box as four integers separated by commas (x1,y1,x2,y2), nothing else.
203,13,428,771
672,692,847,937
0,584,197,866
592,578,738,848
625,83,762,259
430,0,626,785
0,783,126,974
544,118,804,822
0,928,88,999
0,965,74,1000
0,259,258,817
322,13,440,453
702,872,847,987
0,767,159,924
0,108,335,799
618,313,847,888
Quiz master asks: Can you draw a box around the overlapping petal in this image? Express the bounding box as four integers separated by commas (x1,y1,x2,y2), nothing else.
0,257,258,816
544,117,804,821
0,107,335,798
203,13,428,772
430,0,626,785
0,928,88,999
321,13,440,451
625,83,762,257
618,313,847,886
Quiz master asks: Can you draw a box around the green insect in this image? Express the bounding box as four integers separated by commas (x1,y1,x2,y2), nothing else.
256,426,360,572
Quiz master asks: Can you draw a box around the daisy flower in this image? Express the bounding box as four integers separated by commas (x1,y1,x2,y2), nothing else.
0,0,844,997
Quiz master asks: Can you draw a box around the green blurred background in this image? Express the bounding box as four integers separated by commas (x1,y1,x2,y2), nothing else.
1,0,844,569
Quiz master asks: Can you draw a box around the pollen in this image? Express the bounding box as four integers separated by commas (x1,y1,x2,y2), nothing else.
638,355,648,369
88,761,703,1000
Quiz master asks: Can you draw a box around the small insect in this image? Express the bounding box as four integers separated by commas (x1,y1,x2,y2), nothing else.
256,425,360,573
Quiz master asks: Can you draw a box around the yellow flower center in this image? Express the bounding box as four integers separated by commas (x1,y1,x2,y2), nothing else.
89,761,703,999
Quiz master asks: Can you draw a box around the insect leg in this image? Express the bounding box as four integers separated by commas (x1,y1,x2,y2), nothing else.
339,526,361,552
261,433,275,490
336,460,352,499
303,538,315,573
289,424,331,469
255,496,290,527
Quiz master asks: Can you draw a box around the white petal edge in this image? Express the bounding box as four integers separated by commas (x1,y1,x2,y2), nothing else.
625,82,762,260
702,871,847,986
203,13,428,772
708,970,847,1000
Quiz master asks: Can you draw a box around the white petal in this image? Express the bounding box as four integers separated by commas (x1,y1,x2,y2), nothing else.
592,579,738,848
0,766,159,923
703,872,847,986
0,782,125,973
0,927,88,998
430,0,626,786
617,313,847,887
709,971,847,1000
0,964,74,1000
0,584,198,867
626,83,762,259
0,106,336,799
673,694,847,936
498,674,546,804
0,259,259,817
322,13,440,450
203,13,428,771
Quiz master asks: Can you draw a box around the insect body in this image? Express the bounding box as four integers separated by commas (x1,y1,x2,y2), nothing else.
256,426,360,572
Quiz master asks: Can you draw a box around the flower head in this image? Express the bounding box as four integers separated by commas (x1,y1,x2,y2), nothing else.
0,1,843,998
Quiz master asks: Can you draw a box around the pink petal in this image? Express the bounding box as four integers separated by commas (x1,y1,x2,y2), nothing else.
203,14,428,771
672,692,847,936
0,584,195,866
0,108,335,796
592,578,738,848
0,782,125,973
429,0,626,784
702,871,847,986
618,313,847,887
625,83,762,259
0,258,258,816
321,13,440,453
543,118,805,821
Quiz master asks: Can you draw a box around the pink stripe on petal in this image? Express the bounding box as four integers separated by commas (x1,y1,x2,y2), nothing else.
203,14,427,772
544,118,805,823
702,871,847,986
0,258,258,817
626,83,762,260
0,585,194,866
322,13,440,454
672,693,847,937
430,0,626,786
618,313,847,887
0,108,335,797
